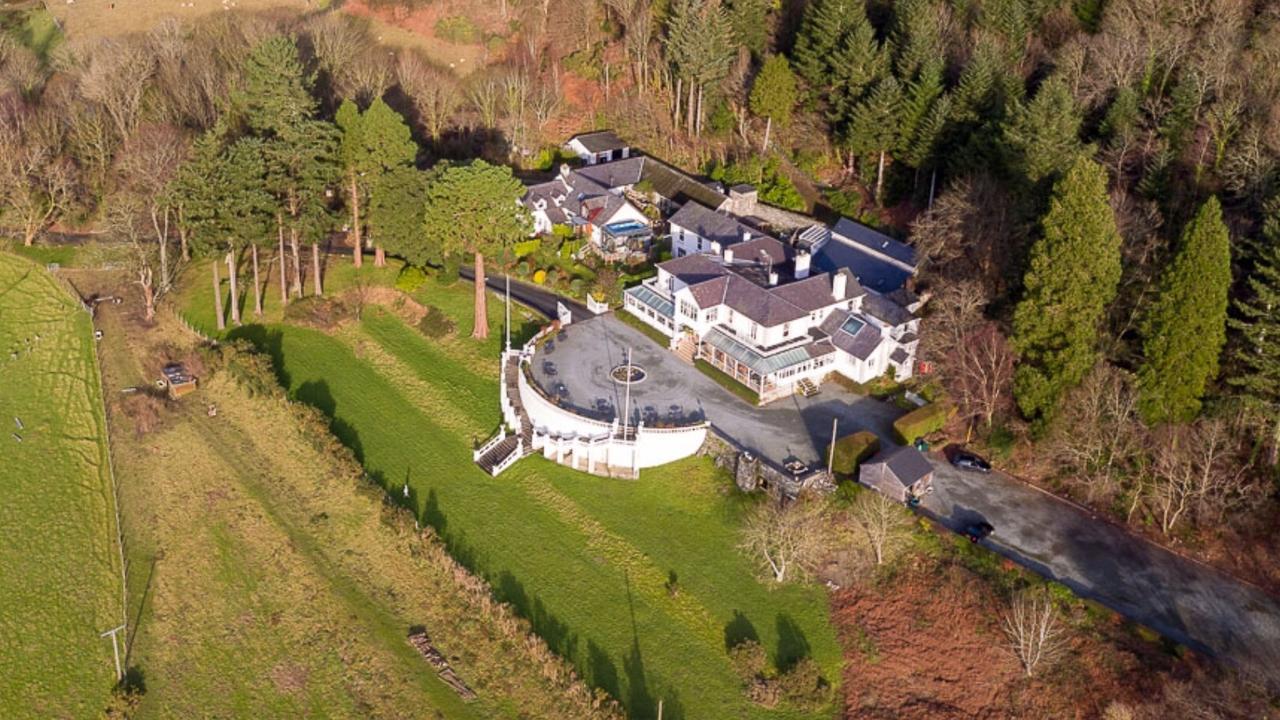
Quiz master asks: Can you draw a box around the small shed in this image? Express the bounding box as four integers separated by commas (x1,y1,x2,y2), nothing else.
161,362,198,399
858,445,934,504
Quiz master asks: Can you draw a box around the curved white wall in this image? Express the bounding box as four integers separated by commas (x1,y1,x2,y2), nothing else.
518,366,616,438
634,425,707,468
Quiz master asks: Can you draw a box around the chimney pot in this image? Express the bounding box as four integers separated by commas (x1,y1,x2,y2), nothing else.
724,247,734,263
833,272,847,300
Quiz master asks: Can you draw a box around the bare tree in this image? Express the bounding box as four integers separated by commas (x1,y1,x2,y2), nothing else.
739,492,829,583
467,72,502,130
1003,586,1068,677
849,491,911,565
77,37,156,141
0,101,75,246
115,124,188,295
1052,363,1144,507
920,280,986,369
945,322,1016,429
1147,417,1258,535
396,52,460,141
344,48,394,106
909,173,1025,292
529,80,563,138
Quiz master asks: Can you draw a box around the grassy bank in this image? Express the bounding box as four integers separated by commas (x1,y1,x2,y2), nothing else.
0,254,122,718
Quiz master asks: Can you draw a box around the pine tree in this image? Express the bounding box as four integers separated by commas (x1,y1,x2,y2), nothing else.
1137,197,1233,423
265,119,340,299
828,11,888,124
845,76,903,203
370,165,431,266
895,60,946,169
1229,201,1280,461
337,97,417,267
1002,76,1085,183
421,160,531,340
724,0,769,55
234,36,317,137
1012,157,1123,422
791,0,858,90
890,0,945,81
748,55,798,152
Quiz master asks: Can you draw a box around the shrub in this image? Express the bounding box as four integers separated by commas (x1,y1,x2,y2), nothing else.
283,295,353,330
434,15,480,43
827,431,880,478
775,657,832,710
436,255,461,285
562,46,601,80
533,269,547,284
417,305,455,339
545,268,560,286
727,640,768,681
395,265,428,293
513,238,541,258
825,187,863,217
892,402,952,444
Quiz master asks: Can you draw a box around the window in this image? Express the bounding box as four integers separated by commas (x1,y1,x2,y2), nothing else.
782,322,791,338
706,307,718,323
750,322,759,340
679,300,697,318
728,309,736,324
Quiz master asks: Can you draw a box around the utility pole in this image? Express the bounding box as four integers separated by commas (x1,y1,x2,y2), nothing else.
622,347,633,439
827,417,838,475
504,275,511,352
100,624,126,683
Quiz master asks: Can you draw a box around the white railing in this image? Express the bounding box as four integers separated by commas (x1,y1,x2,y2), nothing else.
473,427,507,461
491,438,524,476
586,295,610,315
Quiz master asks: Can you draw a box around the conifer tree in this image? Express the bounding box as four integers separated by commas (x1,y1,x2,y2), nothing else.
724,0,769,55
895,60,947,169
1002,76,1085,183
828,11,888,123
1011,157,1123,422
846,76,903,203
748,55,798,152
421,161,531,340
266,119,340,299
791,0,858,91
1229,201,1280,461
1137,197,1233,423
235,36,316,137
370,165,431,266
337,97,417,268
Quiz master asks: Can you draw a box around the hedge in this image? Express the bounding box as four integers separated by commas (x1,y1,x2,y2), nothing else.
513,239,541,258
892,402,952,444
827,431,880,478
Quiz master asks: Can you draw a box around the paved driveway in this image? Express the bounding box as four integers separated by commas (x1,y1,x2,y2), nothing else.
530,314,904,467
924,460,1280,680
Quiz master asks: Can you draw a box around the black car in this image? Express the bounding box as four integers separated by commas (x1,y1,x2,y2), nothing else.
963,521,995,543
950,450,992,473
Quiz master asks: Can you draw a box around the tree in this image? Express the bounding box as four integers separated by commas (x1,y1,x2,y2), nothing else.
946,322,1017,429
748,55,798,152
1002,76,1086,183
724,0,769,55
1147,417,1256,535
337,97,417,268
664,0,736,135
0,102,76,247
421,160,530,340
1003,586,1067,678
1052,363,1144,508
233,35,316,137
845,77,903,203
177,130,274,328
848,490,911,565
738,493,828,583
266,120,340,300
1012,157,1123,423
1228,201,1280,463
792,0,861,91
396,53,460,141
369,165,430,265
1136,197,1232,424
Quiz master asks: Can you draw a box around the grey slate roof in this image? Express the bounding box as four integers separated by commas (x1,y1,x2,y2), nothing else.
867,445,934,487
576,156,645,188
813,234,914,294
831,217,916,267
570,130,629,154
523,170,635,227
770,275,840,313
660,252,729,286
670,202,770,248
862,293,914,327
890,347,910,364
819,310,883,361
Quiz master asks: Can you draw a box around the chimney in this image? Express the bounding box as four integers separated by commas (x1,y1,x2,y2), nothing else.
768,270,779,286
832,271,847,301
559,163,571,178
794,249,811,280
724,247,734,263
741,229,751,242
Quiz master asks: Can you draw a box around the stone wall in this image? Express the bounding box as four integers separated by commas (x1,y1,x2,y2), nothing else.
699,431,836,497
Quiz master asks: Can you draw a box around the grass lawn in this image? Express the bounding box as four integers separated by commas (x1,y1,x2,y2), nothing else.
696,358,761,406
1,3,62,61
0,254,122,718
179,255,842,719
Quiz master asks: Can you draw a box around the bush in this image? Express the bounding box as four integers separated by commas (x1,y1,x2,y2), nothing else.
775,657,832,710
434,15,481,43
727,640,769,681
533,269,547,284
283,295,353,330
827,431,880,478
417,305,455,339
395,265,428,293
892,402,952,444
513,238,541,258
825,187,863,217
562,46,601,80
436,255,461,285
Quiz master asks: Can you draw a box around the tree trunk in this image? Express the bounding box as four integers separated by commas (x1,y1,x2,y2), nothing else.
250,244,263,317
374,245,386,267
289,226,303,297
312,243,323,296
696,84,704,136
177,205,190,261
227,251,241,326
349,172,363,269
761,116,772,152
278,217,288,306
472,252,489,340
673,77,682,127
875,149,887,204
140,272,155,323
154,207,170,294
212,260,226,331
686,81,696,134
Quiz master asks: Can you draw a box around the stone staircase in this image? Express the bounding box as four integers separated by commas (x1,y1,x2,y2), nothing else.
473,352,535,477
476,435,521,475
796,377,820,398
673,334,698,365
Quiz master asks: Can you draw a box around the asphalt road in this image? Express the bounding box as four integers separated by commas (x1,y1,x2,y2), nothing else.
922,459,1280,682
460,268,590,320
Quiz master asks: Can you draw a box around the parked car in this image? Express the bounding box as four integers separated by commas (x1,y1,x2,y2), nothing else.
950,450,992,473
963,521,995,543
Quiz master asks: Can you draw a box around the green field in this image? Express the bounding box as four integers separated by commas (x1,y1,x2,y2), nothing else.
180,257,843,719
0,254,123,718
